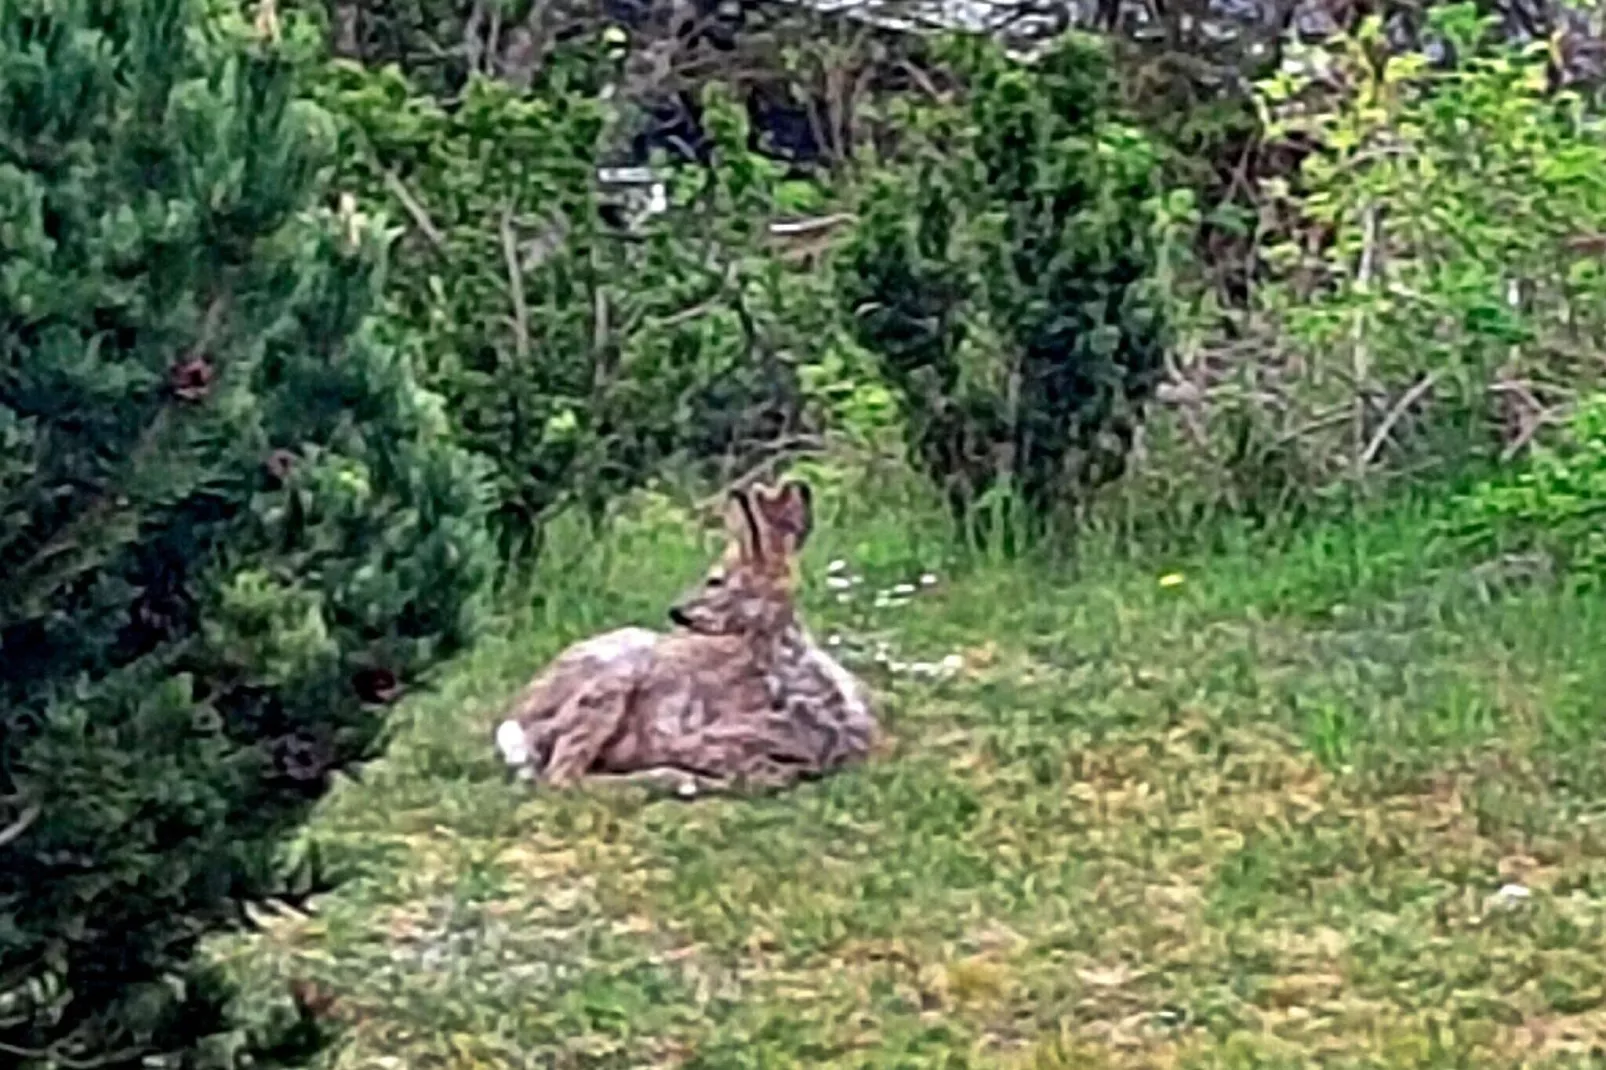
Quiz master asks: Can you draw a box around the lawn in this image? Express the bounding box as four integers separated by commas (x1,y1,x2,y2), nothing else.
214,491,1606,1068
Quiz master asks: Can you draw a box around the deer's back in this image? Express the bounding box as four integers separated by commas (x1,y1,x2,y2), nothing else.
507,626,661,727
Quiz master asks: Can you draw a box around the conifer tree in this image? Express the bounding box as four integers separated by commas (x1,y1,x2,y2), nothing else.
0,0,493,1064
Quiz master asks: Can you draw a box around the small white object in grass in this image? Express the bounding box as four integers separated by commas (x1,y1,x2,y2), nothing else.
940,653,964,673
1495,883,1531,903
920,573,938,587
892,582,917,596
836,592,853,604
826,575,853,590
827,559,848,574
826,633,842,647
677,778,698,798
495,719,530,767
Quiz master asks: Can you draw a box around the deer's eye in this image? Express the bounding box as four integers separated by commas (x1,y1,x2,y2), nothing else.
706,573,725,588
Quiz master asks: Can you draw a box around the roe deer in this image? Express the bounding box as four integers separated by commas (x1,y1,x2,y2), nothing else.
493,480,877,795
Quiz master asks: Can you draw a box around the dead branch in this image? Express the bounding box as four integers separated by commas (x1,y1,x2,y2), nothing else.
1350,201,1378,476
0,802,39,850
1491,377,1570,461
520,214,570,271
695,434,831,513
464,0,487,76
650,296,725,330
0,1039,149,1070
499,204,530,364
1273,404,1353,447
768,213,856,237
486,5,502,71
1359,371,1437,468
381,170,445,252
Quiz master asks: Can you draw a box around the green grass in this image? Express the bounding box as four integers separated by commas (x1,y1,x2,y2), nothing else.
214,489,1606,1068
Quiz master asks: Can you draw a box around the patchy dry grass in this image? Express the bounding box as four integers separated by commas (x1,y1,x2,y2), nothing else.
213,499,1606,1068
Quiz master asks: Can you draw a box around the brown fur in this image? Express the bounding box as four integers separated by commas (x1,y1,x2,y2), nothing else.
494,480,879,794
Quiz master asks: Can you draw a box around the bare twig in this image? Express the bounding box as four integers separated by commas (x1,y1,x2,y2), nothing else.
768,213,856,238
619,260,738,340
1350,201,1378,477
1565,233,1606,255
381,170,445,252
0,802,39,849
651,296,724,331
1500,413,1552,461
498,204,530,365
590,270,616,397
486,5,503,75
1488,376,1563,461
1359,371,1438,468
768,213,855,268
520,214,569,271
0,1039,150,1070
695,435,831,513
1497,393,1568,462
1273,405,1352,447
464,0,487,76
898,58,946,102
1489,377,1547,413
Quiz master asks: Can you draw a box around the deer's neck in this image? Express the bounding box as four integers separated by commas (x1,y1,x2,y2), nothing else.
754,617,809,668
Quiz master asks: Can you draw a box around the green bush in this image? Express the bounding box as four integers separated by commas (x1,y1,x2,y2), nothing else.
1247,4,1606,489
316,52,844,557
0,1,494,1065
1443,394,1606,584
309,53,607,556
836,32,1169,533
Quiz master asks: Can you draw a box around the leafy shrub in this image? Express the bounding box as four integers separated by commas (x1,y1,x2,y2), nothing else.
1443,394,1606,583
0,1,493,1064
1093,4,1606,535
309,53,606,556
1247,3,1606,489
836,32,1170,532
317,49,849,558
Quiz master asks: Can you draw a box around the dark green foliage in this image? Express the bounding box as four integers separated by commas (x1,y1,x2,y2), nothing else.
0,0,494,1065
309,54,609,556
837,33,1169,531
316,54,830,559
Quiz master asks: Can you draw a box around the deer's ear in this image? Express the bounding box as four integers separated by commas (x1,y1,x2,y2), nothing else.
724,487,764,562
750,479,813,557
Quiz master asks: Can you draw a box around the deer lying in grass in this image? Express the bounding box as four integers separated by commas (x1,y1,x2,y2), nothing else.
493,480,878,795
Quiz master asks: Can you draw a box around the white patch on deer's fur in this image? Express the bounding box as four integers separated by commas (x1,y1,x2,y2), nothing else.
496,719,531,767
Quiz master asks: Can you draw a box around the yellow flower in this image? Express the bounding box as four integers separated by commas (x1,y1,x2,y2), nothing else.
1158,572,1185,588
